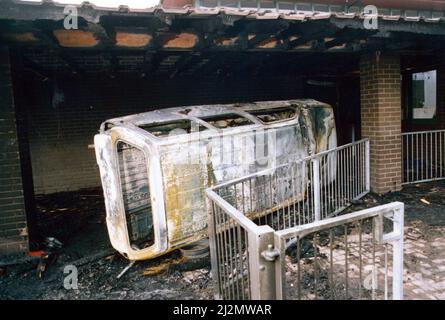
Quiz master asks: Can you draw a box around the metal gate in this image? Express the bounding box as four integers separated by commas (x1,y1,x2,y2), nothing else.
402,129,445,184
273,203,404,300
207,139,405,300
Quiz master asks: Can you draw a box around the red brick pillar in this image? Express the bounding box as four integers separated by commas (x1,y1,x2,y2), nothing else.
360,52,402,194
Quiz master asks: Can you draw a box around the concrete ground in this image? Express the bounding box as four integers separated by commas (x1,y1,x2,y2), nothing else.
403,222,445,299
1,181,445,300
346,181,445,300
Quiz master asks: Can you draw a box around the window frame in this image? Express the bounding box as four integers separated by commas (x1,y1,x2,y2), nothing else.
403,68,438,125
244,106,298,125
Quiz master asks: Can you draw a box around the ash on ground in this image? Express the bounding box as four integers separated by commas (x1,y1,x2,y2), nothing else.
1,181,445,300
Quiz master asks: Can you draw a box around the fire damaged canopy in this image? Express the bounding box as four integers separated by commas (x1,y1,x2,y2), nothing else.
1,1,445,78
2,0,445,50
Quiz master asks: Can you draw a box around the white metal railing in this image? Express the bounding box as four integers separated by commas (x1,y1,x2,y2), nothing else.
402,130,445,185
207,139,379,300
274,203,404,300
207,190,274,300
210,139,370,227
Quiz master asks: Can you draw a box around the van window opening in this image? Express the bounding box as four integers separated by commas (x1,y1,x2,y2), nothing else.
246,107,297,123
198,113,254,129
117,141,154,249
139,120,208,137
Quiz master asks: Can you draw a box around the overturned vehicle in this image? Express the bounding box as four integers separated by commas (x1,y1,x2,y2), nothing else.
94,99,337,261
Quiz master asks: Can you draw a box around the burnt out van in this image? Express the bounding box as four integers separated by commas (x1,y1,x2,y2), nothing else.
94,99,337,260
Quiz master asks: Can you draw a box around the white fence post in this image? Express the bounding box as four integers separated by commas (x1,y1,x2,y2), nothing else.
312,158,321,221
365,139,370,192
392,206,405,300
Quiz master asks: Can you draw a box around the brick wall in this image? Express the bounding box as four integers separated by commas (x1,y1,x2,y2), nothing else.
360,52,402,194
0,47,29,256
18,75,304,194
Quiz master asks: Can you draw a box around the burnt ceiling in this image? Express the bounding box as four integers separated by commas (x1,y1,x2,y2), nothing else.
1,0,445,78
12,48,363,80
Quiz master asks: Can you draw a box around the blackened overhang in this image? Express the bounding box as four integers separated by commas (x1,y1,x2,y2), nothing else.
1,0,445,54
1,1,445,79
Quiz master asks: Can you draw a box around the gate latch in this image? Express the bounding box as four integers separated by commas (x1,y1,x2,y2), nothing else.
261,244,280,262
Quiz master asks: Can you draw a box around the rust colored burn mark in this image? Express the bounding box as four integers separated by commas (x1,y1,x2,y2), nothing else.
5,32,38,42
164,166,182,242
53,30,99,47
256,37,279,49
115,32,152,47
328,43,347,50
162,33,198,49
295,41,314,49
214,36,238,46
